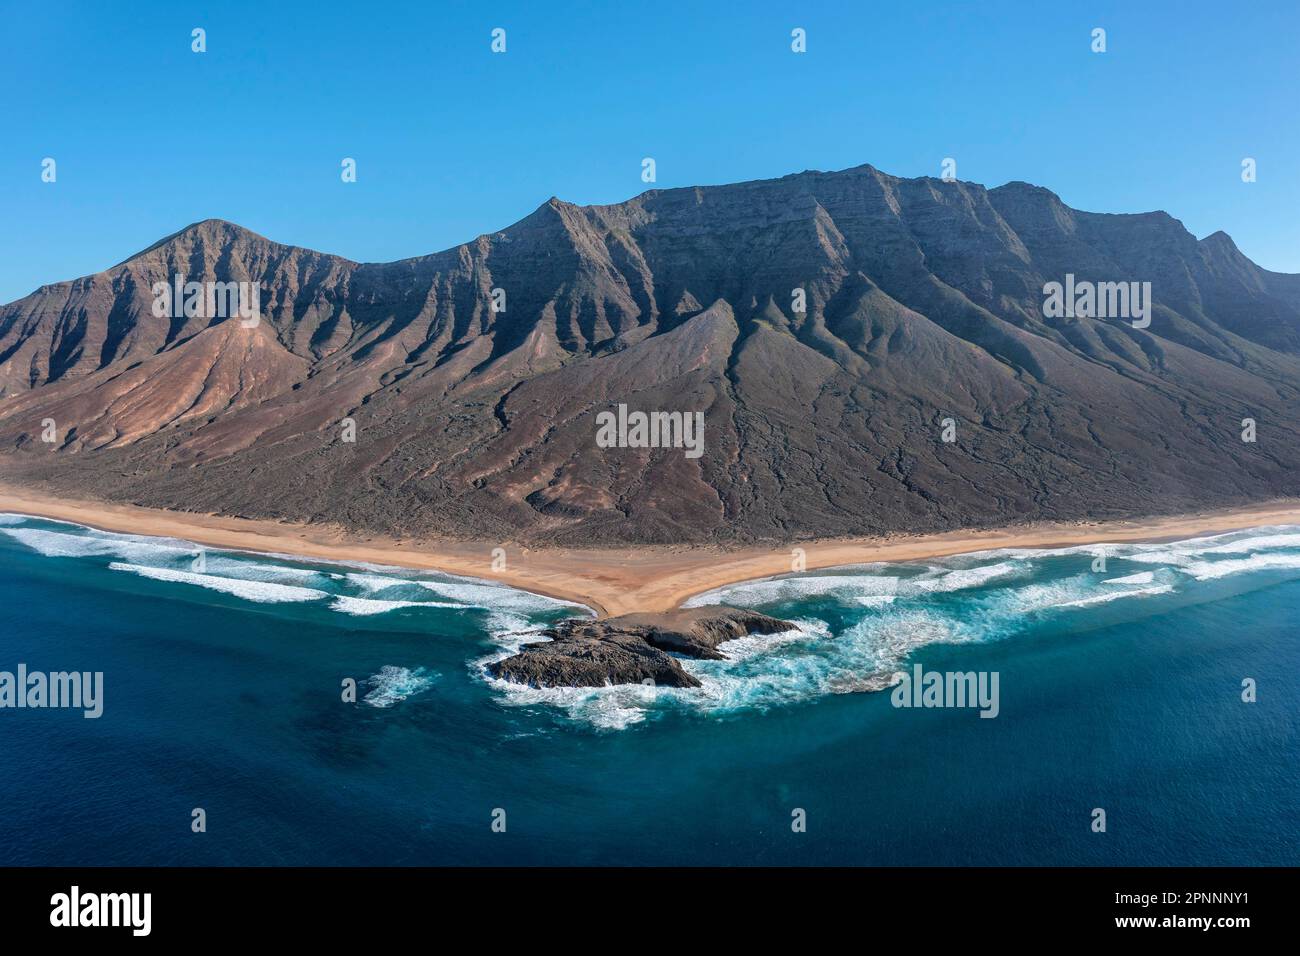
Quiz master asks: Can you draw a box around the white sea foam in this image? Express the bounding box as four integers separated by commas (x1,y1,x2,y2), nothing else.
684,558,1026,609
201,557,327,587
329,595,461,616
486,680,658,730
1126,549,1195,566
909,560,1026,593
711,623,819,662
107,562,327,603
1181,553,1300,581
684,572,900,609
343,572,426,595
913,526,1300,569
1102,571,1156,585
1193,533,1300,554
1057,584,1174,608
1005,579,1088,613
415,578,588,614
977,543,1114,560
1008,575,1178,613
342,571,592,624
0,527,102,558
1,526,193,563
1120,527,1300,566
687,611,965,707
362,666,436,707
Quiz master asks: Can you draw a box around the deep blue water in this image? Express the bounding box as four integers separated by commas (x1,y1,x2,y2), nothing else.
0,514,1296,865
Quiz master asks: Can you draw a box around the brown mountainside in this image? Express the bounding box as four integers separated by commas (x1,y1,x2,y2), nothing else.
2,163,1299,544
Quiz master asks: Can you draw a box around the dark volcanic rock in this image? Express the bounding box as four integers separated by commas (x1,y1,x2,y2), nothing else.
614,607,798,659
488,630,701,689
486,607,798,689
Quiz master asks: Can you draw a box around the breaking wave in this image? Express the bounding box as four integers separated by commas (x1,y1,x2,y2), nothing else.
683,570,900,608
108,562,326,603
330,595,460,616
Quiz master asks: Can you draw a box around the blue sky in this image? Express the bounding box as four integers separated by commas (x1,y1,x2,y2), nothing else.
1,0,1296,302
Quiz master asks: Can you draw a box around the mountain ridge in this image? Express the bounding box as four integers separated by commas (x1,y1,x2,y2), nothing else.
2,161,1299,546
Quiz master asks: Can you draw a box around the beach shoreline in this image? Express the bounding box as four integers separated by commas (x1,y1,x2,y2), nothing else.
3,481,1300,618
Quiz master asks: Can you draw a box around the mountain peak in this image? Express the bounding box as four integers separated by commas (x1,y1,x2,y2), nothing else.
116,218,273,266
1201,229,1239,250
164,217,264,242
988,180,1065,203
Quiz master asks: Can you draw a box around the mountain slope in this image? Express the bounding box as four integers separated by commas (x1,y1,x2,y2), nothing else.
2,163,1299,545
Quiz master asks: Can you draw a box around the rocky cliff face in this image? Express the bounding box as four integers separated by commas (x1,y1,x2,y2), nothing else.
2,163,1299,544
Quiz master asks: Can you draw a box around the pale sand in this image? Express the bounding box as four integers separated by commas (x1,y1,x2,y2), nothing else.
3,482,1300,617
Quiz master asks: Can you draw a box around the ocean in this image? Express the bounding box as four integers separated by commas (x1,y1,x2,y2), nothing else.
0,513,1296,866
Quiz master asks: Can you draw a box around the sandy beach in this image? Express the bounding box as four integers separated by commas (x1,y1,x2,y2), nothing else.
3,481,1300,617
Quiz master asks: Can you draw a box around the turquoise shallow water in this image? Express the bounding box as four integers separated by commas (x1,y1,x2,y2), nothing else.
0,513,1296,865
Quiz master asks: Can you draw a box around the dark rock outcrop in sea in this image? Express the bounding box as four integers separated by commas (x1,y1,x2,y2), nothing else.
486,606,798,688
